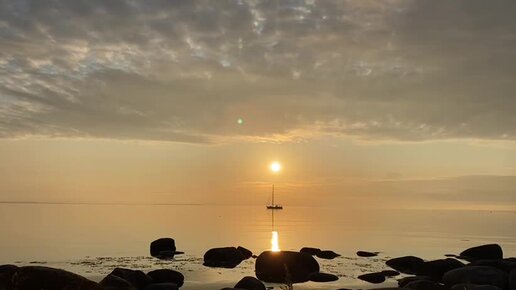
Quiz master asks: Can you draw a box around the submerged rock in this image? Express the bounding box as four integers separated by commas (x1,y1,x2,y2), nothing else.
300,247,322,256
357,251,379,257
12,266,102,290
386,256,426,275
255,251,320,283
147,269,184,287
442,266,508,289
358,272,386,284
316,250,341,260
460,244,503,262
309,272,339,282
234,276,266,290
204,247,245,268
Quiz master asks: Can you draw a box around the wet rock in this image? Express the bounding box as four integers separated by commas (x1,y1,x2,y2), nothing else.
300,247,322,256
309,272,339,282
316,250,341,260
398,276,436,288
234,276,266,290
358,272,386,284
442,266,508,289
147,269,184,287
144,283,179,290
460,244,503,262
237,246,253,260
11,266,102,290
381,270,401,277
100,274,137,290
451,284,503,290
108,268,153,290
387,256,426,275
0,264,18,290
358,251,379,257
255,250,320,283
151,238,181,259
421,259,465,278
403,280,447,290
204,247,245,268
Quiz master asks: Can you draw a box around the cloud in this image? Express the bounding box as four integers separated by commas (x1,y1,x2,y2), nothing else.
0,0,515,143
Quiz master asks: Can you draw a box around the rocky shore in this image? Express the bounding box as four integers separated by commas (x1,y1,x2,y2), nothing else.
1,241,515,290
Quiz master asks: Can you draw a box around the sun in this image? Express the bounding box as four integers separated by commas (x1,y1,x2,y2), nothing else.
270,162,281,173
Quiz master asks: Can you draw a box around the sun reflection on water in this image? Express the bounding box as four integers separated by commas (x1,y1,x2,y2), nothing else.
271,231,280,252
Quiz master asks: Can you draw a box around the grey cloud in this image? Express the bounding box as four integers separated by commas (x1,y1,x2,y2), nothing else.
0,0,515,143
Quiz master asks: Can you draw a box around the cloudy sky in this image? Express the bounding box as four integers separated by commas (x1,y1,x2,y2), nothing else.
0,0,515,209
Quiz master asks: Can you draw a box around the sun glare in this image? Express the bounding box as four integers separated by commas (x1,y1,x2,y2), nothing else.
271,231,280,252
270,162,281,173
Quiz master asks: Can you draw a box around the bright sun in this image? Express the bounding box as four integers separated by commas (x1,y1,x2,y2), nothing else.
270,162,281,173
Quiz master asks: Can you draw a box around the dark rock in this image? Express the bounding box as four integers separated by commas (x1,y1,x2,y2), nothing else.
109,268,153,290
237,246,253,260
234,276,266,290
442,266,508,289
221,288,247,290
11,266,101,290
381,270,401,277
510,269,516,290
151,238,179,259
358,273,386,284
398,276,436,288
421,259,465,278
100,274,137,290
469,259,516,273
204,247,245,268
300,247,322,256
460,245,503,262
255,250,320,283
316,250,341,260
451,284,502,290
403,280,447,290
387,256,426,275
147,269,184,287
0,265,18,290
358,251,379,257
309,272,339,282
144,283,179,290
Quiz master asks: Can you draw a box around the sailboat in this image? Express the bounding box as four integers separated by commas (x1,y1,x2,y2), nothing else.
266,184,283,210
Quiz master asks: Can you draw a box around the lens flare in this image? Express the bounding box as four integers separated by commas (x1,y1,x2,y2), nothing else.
271,231,280,252
270,162,281,173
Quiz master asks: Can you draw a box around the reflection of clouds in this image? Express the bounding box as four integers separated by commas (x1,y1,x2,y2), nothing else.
0,1,515,143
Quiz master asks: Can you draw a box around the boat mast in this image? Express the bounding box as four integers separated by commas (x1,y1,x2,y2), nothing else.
272,184,275,205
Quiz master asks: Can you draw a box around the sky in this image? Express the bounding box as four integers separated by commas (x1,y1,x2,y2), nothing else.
0,0,515,209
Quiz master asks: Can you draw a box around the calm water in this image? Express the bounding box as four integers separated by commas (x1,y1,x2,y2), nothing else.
0,204,515,289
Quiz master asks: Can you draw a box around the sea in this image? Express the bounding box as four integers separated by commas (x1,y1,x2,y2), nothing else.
0,203,515,289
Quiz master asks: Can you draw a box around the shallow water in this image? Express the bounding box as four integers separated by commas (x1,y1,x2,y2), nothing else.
0,204,515,289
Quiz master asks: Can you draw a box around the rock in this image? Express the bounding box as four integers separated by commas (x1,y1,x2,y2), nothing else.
234,276,266,290
300,247,322,256
144,283,179,290
451,284,503,290
442,266,508,289
309,272,339,282
358,251,379,257
237,246,253,260
386,256,426,275
221,288,247,290
147,269,184,287
420,259,465,278
358,272,386,284
382,270,401,277
108,268,153,290
204,247,245,268
11,266,102,290
510,269,516,290
0,265,18,290
255,250,320,283
469,259,516,273
316,250,341,260
460,244,503,262
100,274,137,290
403,280,447,290
398,276,436,288
151,238,180,259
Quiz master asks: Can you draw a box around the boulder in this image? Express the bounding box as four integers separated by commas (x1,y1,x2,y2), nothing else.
510,269,516,290
234,276,266,290
357,251,379,257
402,280,447,290
255,251,320,283
381,270,401,277
151,238,179,259
470,259,516,273
358,272,386,284
309,272,339,282
237,246,253,260
144,283,179,290
316,250,341,260
460,244,503,262
398,276,436,288
147,269,184,287
300,247,322,256
442,266,508,289
204,247,245,268
0,264,18,290
100,274,137,290
11,266,102,290
451,284,503,290
386,256,426,275
420,259,465,278
108,268,153,290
